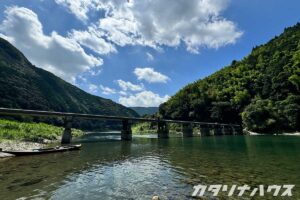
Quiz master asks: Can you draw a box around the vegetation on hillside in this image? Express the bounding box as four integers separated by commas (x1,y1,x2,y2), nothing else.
0,119,83,142
0,38,138,129
130,107,159,116
160,23,300,133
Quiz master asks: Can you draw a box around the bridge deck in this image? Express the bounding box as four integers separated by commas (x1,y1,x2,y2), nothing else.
0,108,240,127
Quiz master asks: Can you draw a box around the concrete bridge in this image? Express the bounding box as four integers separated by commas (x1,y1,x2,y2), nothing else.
0,108,243,144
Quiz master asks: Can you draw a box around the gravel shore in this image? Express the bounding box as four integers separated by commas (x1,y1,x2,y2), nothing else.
0,140,50,151
0,140,50,158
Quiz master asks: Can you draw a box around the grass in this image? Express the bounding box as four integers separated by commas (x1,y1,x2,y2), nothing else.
0,119,83,142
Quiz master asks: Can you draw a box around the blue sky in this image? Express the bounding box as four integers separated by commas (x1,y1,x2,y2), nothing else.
0,0,299,107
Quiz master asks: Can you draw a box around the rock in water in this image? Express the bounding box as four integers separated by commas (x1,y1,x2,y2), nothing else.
0,152,15,158
152,196,160,200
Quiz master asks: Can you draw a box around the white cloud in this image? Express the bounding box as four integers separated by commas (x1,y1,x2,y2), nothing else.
88,83,116,95
88,84,98,94
88,67,102,76
119,91,170,107
54,0,97,21
119,91,128,96
146,52,154,61
134,67,170,83
99,84,116,95
69,27,117,55
0,6,102,82
77,75,87,82
0,33,13,42
55,0,242,53
116,79,144,91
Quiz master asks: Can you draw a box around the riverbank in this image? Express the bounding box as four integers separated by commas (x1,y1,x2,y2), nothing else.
0,140,48,158
0,139,45,151
133,123,300,136
244,129,300,136
0,119,84,151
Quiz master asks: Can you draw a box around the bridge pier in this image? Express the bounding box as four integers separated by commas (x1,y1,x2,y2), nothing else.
229,125,236,135
209,125,216,136
234,126,243,135
214,125,223,136
230,125,242,135
182,123,193,137
61,117,73,144
121,120,132,141
157,121,169,138
199,125,210,136
222,125,232,135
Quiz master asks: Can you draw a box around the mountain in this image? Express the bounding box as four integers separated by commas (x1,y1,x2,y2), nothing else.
130,107,158,116
159,23,300,133
0,38,139,128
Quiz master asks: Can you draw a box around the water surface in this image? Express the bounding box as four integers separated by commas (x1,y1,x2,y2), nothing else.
0,134,299,199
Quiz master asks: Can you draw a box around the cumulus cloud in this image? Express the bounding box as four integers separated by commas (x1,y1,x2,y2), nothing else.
69,26,117,55
116,79,144,91
134,68,170,83
119,91,170,107
0,6,102,82
99,85,116,95
88,84,116,95
54,0,97,21
55,0,242,53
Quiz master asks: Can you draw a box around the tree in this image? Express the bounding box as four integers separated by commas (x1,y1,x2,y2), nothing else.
242,99,277,133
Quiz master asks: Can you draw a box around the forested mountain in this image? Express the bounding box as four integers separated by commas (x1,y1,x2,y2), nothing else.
130,107,158,116
160,23,300,133
0,38,138,128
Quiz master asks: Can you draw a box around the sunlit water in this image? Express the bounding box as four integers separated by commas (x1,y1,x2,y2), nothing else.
0,134,299,200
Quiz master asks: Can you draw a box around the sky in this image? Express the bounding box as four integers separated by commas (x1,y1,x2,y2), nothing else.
0,0,299,107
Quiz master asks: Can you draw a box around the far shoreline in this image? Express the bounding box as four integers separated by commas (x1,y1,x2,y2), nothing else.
244,129,300,136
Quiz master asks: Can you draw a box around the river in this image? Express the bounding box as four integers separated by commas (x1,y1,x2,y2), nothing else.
0,134,299,199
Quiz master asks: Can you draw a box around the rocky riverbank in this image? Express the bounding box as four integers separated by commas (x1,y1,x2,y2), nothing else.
0,140,46,158
243,129,300,135
0,140,47,151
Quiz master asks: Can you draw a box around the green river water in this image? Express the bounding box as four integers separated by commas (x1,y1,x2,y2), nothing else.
0,134,299,200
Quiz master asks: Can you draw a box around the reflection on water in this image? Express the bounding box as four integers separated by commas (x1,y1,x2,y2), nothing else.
0,134,299,199
75,131,122,142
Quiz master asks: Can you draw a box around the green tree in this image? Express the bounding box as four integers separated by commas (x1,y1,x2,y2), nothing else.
242,99,277,133
160,23,300,133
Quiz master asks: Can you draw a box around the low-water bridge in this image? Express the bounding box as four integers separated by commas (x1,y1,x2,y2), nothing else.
0,108,243,144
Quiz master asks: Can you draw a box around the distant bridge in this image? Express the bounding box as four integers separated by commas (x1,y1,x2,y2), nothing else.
0,108,243,144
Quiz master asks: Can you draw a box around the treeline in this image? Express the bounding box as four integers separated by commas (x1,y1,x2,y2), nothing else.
159,23,300,133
